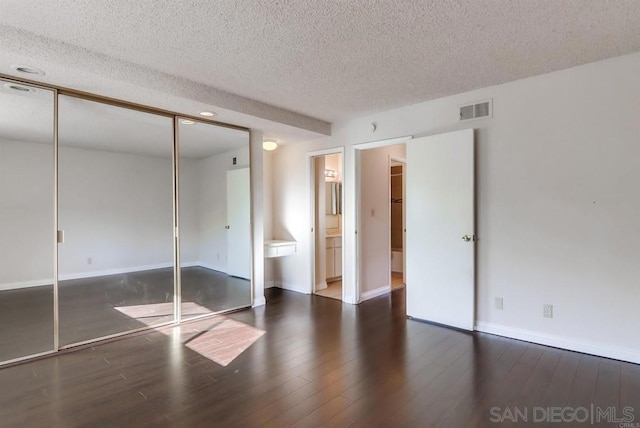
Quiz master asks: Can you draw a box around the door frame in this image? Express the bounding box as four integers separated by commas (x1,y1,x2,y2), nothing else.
389,156,406,288
353,136,412,303
307,147,345,300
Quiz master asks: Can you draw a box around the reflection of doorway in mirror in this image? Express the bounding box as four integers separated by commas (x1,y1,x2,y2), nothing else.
177,120,252,322
227,168,251,279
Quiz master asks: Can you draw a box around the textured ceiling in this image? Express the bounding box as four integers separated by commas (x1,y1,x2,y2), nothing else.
1,1,640,127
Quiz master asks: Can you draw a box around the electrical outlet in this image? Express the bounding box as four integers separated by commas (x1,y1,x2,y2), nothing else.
543,304,553,318
232,157,237,165
495,297,503,310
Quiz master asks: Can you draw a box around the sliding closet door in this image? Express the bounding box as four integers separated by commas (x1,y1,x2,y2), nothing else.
57,96,175,346
0,79,55,362
178,119,251,321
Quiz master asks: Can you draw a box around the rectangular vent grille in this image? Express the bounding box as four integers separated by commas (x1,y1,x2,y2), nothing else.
460,100,491,121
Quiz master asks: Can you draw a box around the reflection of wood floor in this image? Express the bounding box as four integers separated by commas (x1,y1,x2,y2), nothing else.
315,280,342,300
0,267,250,362
392,271,405,289
0,287,637,427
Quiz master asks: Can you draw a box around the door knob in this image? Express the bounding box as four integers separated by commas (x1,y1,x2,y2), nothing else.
462,234,472,242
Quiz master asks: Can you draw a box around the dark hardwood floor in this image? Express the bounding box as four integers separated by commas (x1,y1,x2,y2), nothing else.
0,287,638,427
0,266,250,361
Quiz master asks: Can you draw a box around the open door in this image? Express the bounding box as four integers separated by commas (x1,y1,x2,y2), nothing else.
405,129,475,330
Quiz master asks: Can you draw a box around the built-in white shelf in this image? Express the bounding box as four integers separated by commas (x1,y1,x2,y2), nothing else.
264,240,297,258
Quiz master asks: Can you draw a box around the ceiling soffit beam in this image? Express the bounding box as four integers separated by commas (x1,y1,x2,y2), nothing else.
0,25,331,136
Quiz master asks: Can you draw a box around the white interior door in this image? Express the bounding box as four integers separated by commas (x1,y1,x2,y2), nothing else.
406,129,475,330
226,168,251,279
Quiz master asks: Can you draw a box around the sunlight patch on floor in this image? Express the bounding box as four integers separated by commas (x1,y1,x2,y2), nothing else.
114,301,216,325
176,318,265,366
114,302,264,366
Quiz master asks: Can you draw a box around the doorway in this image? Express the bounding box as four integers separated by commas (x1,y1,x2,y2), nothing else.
390,158,406,290
356,143,407,303
309,151,344,301
354,130,476,330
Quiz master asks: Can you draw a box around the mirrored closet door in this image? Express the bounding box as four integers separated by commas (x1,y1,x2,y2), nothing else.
177,118,252,321
0,78,254,366
57,96,175,346
0,79,56,362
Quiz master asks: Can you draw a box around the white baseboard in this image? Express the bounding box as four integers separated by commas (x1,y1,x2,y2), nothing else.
187,262,226,274
0,278,53,291
475,321,640,365
315,281,328,291
278,281,312,294
180,261,200,268
59,262,174,281
360,285,391,302
0,262,230,291
252,295,266,307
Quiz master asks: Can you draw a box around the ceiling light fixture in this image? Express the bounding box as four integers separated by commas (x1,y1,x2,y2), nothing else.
3,83,34,93
199,111,216,117
11,65,46,76
180,119,195,125
263,139,278,151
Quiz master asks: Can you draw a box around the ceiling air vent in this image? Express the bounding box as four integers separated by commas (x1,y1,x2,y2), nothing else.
459,99,492,121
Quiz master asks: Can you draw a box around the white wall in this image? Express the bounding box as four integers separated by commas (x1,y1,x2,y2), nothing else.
271,52,640,363
0,140,54,288
249,130,266,306
263,149,275,288
358,144,405,295
58,145,174,278
178,157,201,265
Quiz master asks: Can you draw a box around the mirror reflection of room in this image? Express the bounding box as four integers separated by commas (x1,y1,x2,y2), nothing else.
314,153,343,300
178,120,252,321
0,79,254,364
0,79,55,361
57,95,176,346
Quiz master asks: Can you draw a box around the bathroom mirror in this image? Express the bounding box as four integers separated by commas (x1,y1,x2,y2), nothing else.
325,181,342,215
